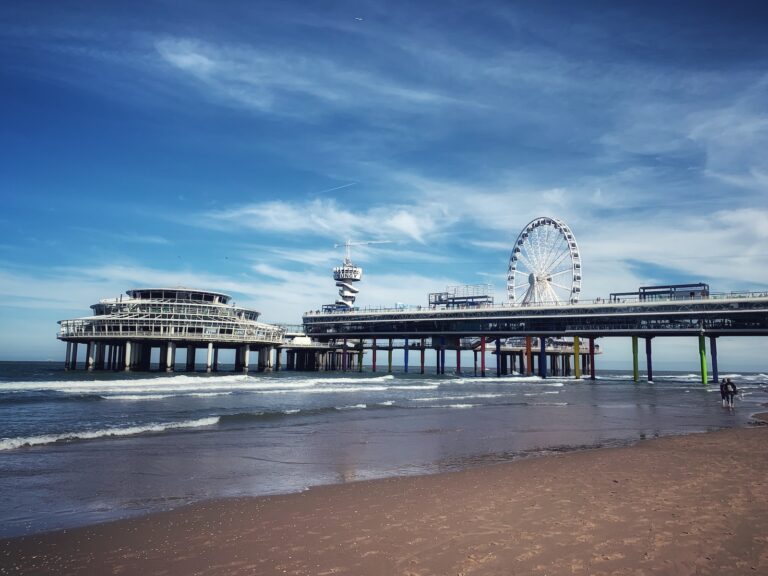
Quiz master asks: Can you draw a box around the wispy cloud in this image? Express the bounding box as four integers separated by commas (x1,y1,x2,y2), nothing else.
154,37,466,116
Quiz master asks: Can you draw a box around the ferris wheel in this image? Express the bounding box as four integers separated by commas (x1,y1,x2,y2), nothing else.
507,217,582,306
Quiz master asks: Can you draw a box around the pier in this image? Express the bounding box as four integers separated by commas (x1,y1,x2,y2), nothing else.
301,291,768,383
58,288,284,372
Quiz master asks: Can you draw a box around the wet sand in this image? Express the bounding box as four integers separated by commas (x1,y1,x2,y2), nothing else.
3,419,768,575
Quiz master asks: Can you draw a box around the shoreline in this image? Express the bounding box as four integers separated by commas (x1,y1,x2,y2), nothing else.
3,418,768,575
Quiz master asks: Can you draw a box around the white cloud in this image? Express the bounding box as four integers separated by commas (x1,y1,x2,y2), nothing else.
154,37,464,116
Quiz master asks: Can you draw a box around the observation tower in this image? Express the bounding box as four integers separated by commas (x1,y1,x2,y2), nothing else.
58,287,285,372
333,244,363,309
325,240,390,311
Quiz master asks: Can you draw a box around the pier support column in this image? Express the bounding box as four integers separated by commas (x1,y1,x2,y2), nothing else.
456,343,461,375
420,339,425,374
343,339,348,372
473,350,478,376
699,334,708,385
213,347,219,372
96,343,106,370
589,337,596,381
358,345,363,373
275,348,282,372
573,336,581,379
242,344,250,373
206,343,214,372
710,336,719,384
645,337,654,382
124,341,132,371
186,346,196,372
70,342,79,371
480,336,486,377
86,341,95,371
496,338,501,377
632,336,639,383
440,337,446,375
539,337,547,379
64,341,72,370
371,339,377,372
525,336,533,375
404,338,409,373
388,339,393,373
166,342,176,372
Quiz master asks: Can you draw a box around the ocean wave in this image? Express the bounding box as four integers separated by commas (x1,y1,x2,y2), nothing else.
104,392,233,401
0,417,220,451
0,392,104,405
387,385,440,390
432,404,475,409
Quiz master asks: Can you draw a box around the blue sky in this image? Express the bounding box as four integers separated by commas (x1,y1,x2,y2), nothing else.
1,1,767,367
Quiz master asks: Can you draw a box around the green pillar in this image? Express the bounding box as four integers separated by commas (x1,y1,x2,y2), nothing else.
699,334,708,385
631,336,639,382
573,336,581,379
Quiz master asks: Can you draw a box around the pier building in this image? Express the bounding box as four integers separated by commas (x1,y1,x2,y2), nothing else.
58,288,284,372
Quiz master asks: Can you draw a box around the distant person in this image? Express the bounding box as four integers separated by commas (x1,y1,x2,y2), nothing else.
719,379,728,407
725,379,739,408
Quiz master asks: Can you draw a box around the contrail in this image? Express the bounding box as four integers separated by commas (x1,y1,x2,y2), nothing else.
317,182,357,194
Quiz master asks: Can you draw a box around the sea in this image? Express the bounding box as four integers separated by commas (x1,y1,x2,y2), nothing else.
1,361,766,538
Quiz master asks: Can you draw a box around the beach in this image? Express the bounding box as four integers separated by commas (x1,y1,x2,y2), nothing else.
3,421,767,575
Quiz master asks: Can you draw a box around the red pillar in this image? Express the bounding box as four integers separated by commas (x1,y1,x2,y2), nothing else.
525,336,533,375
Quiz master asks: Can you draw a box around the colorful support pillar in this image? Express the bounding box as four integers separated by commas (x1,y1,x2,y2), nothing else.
387,338,393,373
631,336,639,383
495,338,501,377
404,338,409,373
440,337,446,375
525,336,533,375
480,336,486,377
645,337,653,382
710,336,719,384
539,337,547,379
699,334,708,385
573,336,581,379
589,337,596,381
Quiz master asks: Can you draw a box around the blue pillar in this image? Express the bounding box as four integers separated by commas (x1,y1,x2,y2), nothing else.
440,337,446,374
645,337,653,382
496,338,501,377
539,337,547,379
710,336,718,384
404,338,409,373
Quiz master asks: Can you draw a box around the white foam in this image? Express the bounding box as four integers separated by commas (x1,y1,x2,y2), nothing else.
0,417,220,451
387,385,439,390
336,404,367,410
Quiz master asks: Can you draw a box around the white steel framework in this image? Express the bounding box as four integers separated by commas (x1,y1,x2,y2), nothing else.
507,217,582,306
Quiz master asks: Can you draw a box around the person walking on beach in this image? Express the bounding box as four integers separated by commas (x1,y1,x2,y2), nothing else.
725,378,739,408
719,379,729,407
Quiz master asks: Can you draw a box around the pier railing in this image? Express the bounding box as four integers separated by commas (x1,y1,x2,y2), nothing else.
58,319,285,345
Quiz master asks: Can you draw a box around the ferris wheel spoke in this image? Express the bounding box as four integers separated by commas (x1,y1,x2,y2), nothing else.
545,247,572,272
549,281,572,292
516,252,536,273
542,243,567,272
548,268,572,278
540,231,561,270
